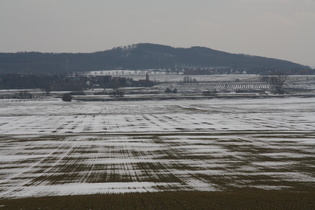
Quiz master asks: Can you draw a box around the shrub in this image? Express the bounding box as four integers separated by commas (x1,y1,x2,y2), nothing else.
62,93,72,102
110,90,124,97
203,89,217,96
17,91,33,99
164,88,172,93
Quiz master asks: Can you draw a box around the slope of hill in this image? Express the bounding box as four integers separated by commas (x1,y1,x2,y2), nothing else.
0,43,311,74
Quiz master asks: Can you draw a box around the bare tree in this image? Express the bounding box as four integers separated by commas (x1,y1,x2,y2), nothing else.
268,71,288,94
110,78,124,98
42,83,51,96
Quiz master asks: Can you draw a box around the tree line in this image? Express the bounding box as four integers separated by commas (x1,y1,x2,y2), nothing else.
0,74,154,91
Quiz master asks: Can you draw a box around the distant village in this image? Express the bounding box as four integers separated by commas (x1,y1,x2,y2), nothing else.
0,72,155,91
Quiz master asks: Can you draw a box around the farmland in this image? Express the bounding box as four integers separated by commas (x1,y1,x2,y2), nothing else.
0,97,314,201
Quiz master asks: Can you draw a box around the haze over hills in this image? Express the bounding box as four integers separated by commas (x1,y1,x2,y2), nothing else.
0,43,312,74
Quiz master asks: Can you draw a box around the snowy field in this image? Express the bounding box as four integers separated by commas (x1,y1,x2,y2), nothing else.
0,97,314,198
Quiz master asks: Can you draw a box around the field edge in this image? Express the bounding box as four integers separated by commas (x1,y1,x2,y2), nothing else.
1,189,315,210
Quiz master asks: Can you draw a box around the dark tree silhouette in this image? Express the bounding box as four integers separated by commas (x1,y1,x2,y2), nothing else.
268,71,288,94
62,93,72,102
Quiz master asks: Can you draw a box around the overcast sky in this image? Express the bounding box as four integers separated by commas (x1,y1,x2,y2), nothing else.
1,0,314,67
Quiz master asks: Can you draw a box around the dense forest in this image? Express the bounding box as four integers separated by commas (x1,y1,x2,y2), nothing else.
0,43,312,74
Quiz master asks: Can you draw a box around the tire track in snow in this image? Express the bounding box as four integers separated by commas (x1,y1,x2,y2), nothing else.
0,136,77,197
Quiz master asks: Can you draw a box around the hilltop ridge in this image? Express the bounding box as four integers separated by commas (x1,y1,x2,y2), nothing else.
0,43,312,74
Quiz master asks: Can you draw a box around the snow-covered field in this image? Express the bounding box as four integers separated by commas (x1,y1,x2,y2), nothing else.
0,97,314,198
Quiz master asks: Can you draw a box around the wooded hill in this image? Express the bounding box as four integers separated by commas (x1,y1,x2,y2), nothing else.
0,43,312,74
